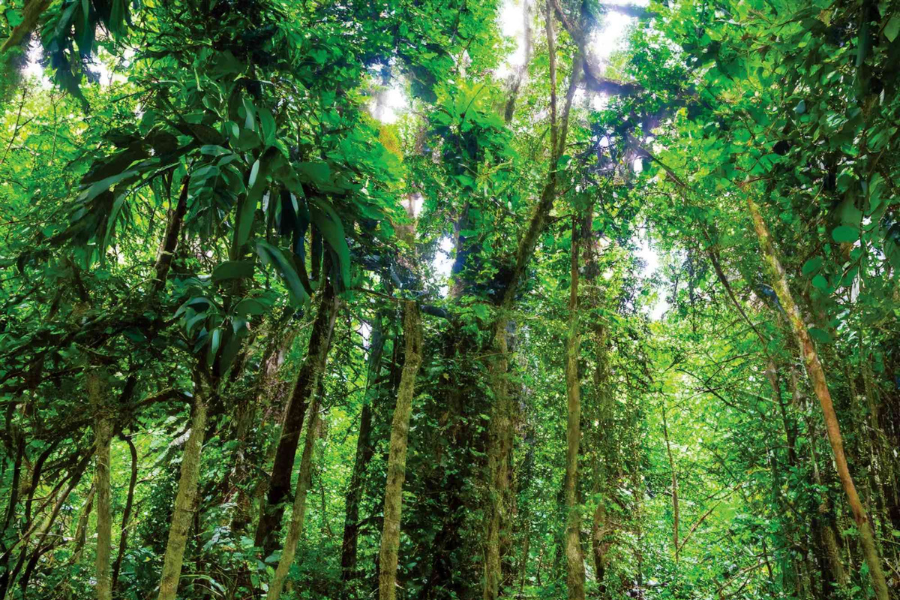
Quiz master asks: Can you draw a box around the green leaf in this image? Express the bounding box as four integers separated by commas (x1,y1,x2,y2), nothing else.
801,256,823,275
207,327,222,366
259,108,276,146
831,225,859,243
812,274,829,290
309,200,351,288
297,162,332,187
5,9,23,28
200,145,231,157
232,148,279,256
234,298,266,317
212,261,255,282
256,241,310,305
885,14,900,42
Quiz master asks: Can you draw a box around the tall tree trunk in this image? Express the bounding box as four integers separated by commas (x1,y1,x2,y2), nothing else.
484,318,512,600
89,369,113,600
156,388,210,600
746,195,888,600
563,216,586,600
255,284,339,556
266,394,323,600
341,313,387,592
482,19,583,596
378,301,424,600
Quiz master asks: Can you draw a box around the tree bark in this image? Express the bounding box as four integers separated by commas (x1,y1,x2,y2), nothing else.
746,195,888,600
255,284,339,556
484,318,512,600
378,301,424,600
563,216,586,600
266,395,322,600
89,369,113,600
156,388,209,600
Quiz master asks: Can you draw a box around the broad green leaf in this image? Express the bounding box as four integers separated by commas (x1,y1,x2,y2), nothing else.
212,261,255,282
256,241,310,305
831,225,859,243
801,256,823,276
885,13,900,42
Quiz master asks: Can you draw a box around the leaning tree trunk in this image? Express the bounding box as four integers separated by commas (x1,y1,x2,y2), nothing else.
746,195,889,600
255,284,339,556
156,387,210,600
563,216,586,600
378,301,425,600
89,369,113,600
266,393,323,600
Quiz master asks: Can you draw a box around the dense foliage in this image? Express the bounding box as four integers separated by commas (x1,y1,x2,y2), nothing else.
0,0,899,599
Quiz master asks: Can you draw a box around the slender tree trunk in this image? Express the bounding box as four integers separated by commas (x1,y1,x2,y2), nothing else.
255,285,339,556
89,370,113,600
14,451,92,595
341,314,386,591
266,394,322,600
156,388,209,600
661,407,678,564
71,487,95,565
746,195,888,600
150,176,190,296
112,435,138,591
378,302,424,600
563,216,586,600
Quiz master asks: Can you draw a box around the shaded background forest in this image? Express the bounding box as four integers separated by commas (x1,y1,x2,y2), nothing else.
0,0,899,599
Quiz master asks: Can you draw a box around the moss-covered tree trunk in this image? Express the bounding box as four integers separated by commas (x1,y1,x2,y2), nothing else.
89,369,112,600
156,388,209,600
266,394,322,600
563,217,586,600
746,195,888,600
378,301,424,600
484,318,512,600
